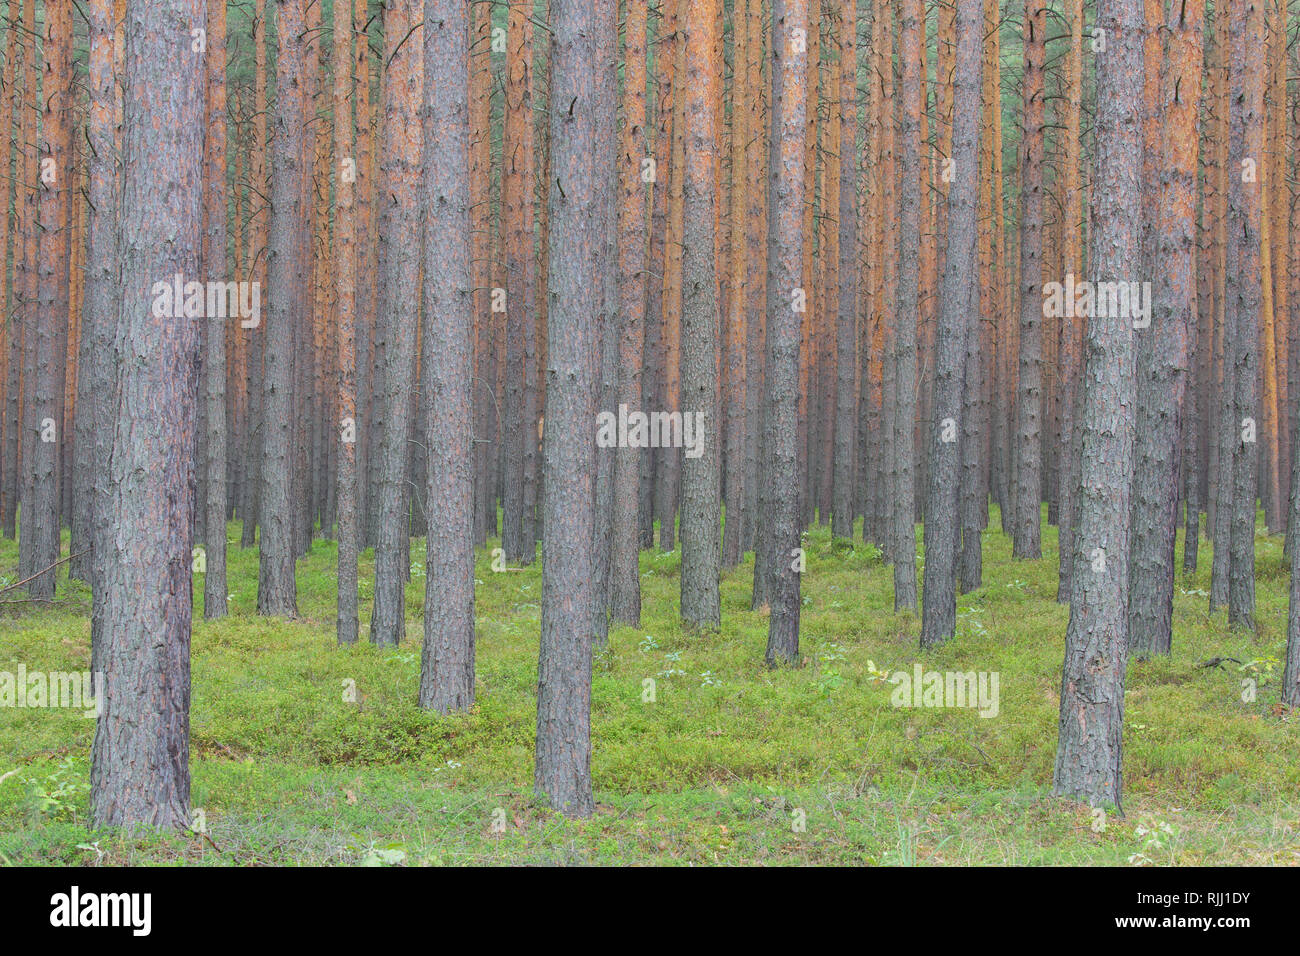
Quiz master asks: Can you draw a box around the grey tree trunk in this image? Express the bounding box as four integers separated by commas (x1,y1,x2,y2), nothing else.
830,0,857,542
1052,0,1141,811
1209,271,1233,609
1012,0,1044,561
534,0,608,818
335,0,360,645
1127,0,1202,657
369,0,424,646
258,0,305,619
202,0,229,620
418,0,476,713
15,0,36,585
89,0,205,830
1225,0,1263,631
77,0,119,674
742,4,766,561
921,0,979,648
610,0,649,626
721,0,749,568
891,0,920,611
501,4,533,564
1286,386,1300,708
27,0,71,602
679,0,721,631
1,0,16,545
758,0,807,664
592,2,619,646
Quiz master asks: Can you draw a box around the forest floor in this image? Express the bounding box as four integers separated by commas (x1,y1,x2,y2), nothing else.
1,509,1297,865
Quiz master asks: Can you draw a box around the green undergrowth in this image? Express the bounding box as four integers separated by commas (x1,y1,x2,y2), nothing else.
0,507,1296,865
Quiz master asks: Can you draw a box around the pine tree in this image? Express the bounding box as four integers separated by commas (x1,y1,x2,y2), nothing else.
369,0,424,645
259,0,308,618
679,0,722,629
202,0,230,620
611,0,650,624
418,0,476,712
759,0,809,665
90,0,206,831
920,0,980,648
1053,0,1142,811
1128,0,1204,657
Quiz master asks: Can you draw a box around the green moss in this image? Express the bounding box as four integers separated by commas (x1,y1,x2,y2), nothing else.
0,508,1296,865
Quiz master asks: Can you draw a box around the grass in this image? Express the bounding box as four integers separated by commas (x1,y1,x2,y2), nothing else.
0,506,1297,865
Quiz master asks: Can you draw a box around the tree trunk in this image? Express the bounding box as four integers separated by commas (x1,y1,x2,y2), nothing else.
920,0,979,648
368,0,423,645
0,0,15,543
1054,0,1084,602
1128,0,1202,657
758,0,807,664
1012,0,1044,560
74,0,118,674
591,0,619,647
501,2,534,564
534,0,608,819
258,0,306,618
202,0,229,620
1226,0,1264,631
1052,0,1141,811
335,0,360,645
891,0,920,611
679,0,722,630
722,0,750,566
742,0,767,557
830,0,857,542
26,0,71,601
658,0,686,553
90,0,205,831
418,0,476,713
610,0,649,625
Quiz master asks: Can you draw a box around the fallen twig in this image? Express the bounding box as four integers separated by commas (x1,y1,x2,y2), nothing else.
0,549,89,597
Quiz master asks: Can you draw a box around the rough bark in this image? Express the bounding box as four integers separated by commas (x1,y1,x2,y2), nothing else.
89,0,205,831
418,0,476,713
921,0,979,648
534,0,607,818
591,0,618,647
75,0,118,674
258,0,306,618
722,0,750,566
1128,0,1202,657
202,0,229,619
657,0,686,553
501,2,535,564
758,0,807,664
1054,0,1084,602
891,0,920,611
0,0,15,542
1053,0,1141,811
679,0,722,630
369,0,424,646
27,0,72,601
830,0,857,542
1012,0,1044,560
1226,0,1264,631
335,0,359,645
742,0,766,557
610,0,649,625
